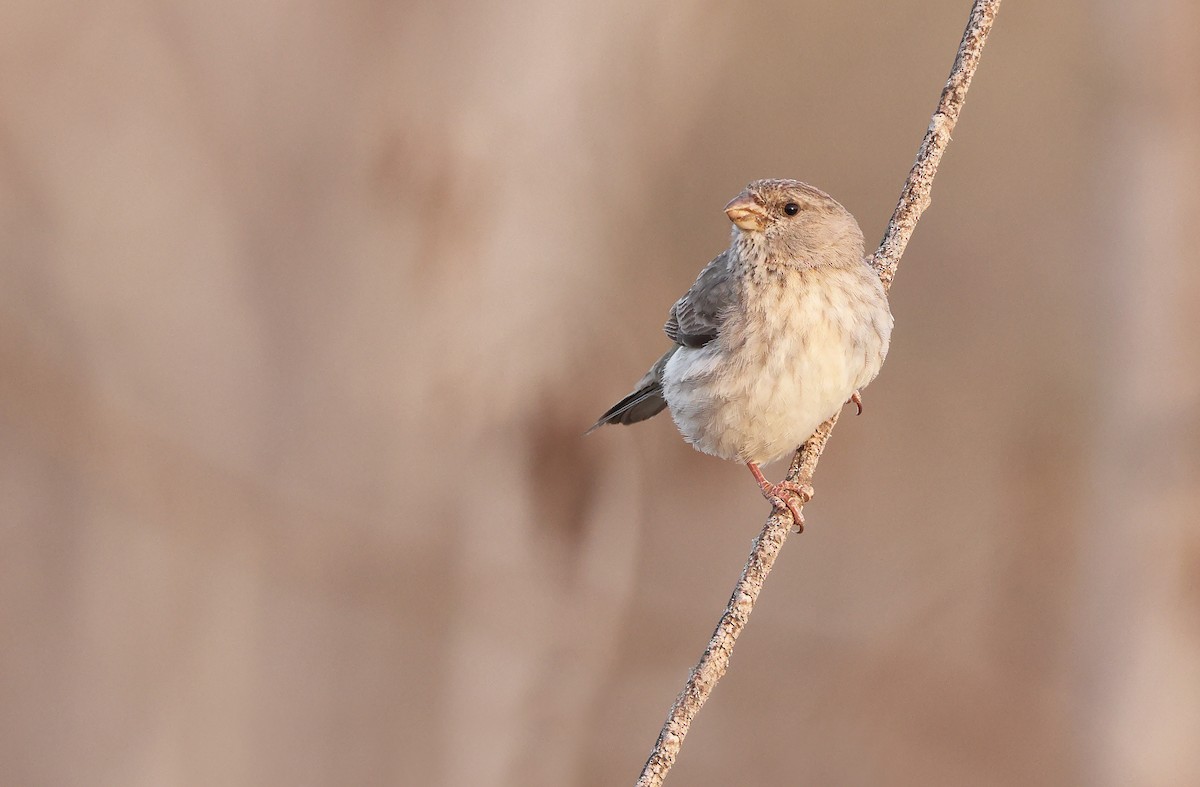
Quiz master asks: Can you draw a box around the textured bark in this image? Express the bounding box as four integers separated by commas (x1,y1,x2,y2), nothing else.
635,2,1003,784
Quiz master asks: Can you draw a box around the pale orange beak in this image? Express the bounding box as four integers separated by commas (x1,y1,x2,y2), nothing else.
724,193,767,231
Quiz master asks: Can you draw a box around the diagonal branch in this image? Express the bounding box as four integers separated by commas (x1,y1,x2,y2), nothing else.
634,2,1002,785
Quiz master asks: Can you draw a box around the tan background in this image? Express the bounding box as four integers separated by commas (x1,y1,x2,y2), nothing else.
2,1,1199,785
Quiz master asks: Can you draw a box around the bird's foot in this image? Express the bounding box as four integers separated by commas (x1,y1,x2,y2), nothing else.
767,482,815,532
747,463,814,532
849,390,863,416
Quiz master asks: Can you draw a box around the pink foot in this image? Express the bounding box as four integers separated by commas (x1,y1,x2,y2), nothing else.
747,463,814,532
849,390,863,416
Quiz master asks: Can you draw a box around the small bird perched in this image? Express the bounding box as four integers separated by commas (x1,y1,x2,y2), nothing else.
588,179,893,527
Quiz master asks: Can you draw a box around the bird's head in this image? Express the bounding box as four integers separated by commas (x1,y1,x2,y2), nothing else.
724,179,865,266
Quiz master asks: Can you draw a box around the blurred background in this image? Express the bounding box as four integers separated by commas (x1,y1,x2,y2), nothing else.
2,0,1198,784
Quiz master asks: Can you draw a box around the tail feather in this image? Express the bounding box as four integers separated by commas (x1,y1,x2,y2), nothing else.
585,348,675,434
584,386,667,434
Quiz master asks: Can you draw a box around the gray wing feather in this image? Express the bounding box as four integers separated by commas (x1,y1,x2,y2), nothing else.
664,250,737,348
588,250,737,433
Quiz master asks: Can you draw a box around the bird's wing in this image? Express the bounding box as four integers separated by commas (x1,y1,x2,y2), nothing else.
663,250,737,348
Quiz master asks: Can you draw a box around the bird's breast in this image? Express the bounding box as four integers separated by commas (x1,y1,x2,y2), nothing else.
662,265,891,465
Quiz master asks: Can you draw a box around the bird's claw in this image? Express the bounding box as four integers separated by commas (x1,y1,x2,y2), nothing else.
747,463,813,532
769,495,806,532
850,390,864,416
765,482,814,533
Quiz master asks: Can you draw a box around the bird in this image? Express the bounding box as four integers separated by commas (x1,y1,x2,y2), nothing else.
588,179,893,528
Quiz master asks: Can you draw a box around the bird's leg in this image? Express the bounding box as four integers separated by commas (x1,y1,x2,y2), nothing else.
849,390,863,415
746,463,814,532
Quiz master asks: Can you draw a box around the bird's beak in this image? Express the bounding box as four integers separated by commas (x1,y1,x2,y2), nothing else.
724,193,767,231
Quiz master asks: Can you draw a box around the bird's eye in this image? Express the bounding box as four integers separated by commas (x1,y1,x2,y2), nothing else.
783,202,800,216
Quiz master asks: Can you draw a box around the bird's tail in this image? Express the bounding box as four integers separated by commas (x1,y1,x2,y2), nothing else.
585,348,675,434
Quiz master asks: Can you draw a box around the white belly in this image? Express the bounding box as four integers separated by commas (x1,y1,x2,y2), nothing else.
661,266,890,465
